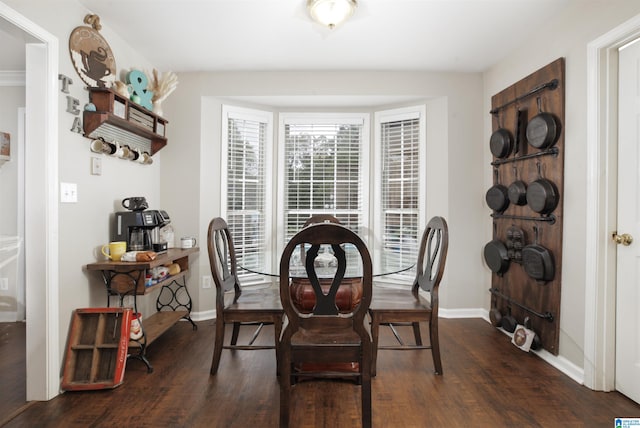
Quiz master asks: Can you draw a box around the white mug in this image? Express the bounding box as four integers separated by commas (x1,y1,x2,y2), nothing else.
181,236,197,249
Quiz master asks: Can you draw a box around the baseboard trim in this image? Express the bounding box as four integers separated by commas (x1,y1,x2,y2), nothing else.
188,309,216,322
467,308,585,385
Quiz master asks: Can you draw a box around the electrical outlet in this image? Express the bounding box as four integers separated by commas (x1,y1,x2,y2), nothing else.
0,278,8,291
202,275,212,289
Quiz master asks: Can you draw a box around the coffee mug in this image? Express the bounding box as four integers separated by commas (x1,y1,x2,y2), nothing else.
101,241,127,261
122,196,148,211
180,237,197,249
90,138,117,155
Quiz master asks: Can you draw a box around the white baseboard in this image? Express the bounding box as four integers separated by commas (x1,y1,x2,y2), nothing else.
0,312,18,322
439,307,487,319
188,309,216,322
464,308,585,385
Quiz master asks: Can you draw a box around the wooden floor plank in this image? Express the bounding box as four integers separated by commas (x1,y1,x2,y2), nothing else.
2,318,639,427
0,322,26,421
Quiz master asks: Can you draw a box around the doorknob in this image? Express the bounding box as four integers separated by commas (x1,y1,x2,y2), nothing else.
612,232,633,246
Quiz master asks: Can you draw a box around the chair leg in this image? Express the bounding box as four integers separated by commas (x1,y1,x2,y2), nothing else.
362,377,372,428
274,315,283,376
210,319,226,375
362,350,372,428
279,353,291,427
429,318,442,375
412,322,423,346
369,312,380,377
231,321,241,346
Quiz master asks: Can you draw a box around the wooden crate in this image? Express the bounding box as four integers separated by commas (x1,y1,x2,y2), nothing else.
61,307,132,391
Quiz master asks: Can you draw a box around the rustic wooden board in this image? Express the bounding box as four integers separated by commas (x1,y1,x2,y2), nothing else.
128,310,188,348
488,58,565,355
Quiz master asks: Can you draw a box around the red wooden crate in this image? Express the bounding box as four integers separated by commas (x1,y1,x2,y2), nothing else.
61,307,132,391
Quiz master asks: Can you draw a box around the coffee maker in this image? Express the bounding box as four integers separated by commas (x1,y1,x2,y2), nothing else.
113,197,171,252
113,210,157,251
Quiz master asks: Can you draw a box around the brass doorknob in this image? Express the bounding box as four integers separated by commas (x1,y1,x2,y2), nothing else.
612,232,633,246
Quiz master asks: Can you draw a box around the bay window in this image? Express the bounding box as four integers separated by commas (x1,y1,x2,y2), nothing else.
221,105,425,281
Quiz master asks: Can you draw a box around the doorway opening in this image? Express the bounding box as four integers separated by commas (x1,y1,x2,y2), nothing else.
0,4,60,402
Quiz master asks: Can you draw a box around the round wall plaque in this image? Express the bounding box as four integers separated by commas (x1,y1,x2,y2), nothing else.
68,15,116,88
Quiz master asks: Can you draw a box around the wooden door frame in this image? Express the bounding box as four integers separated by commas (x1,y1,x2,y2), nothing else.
585,13,640,391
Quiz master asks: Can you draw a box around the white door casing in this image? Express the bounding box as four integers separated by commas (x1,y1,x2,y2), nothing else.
586,12,640,394
615,38,640,404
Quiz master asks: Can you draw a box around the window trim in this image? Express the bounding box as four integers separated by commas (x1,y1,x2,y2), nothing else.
276,112,371,259
221,104,274,285
373,105,427,284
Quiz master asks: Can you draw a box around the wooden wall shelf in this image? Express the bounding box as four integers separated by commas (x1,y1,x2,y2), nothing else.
83,87,168,155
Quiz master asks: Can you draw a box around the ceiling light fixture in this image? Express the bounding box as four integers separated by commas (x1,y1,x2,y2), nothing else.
307,0,357,30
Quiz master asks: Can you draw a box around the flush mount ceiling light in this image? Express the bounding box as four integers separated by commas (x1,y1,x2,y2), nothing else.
307,0,358,30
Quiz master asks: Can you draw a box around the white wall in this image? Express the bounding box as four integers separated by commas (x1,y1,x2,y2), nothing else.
483,0,640,368
161,71,486,317
2,0,163,365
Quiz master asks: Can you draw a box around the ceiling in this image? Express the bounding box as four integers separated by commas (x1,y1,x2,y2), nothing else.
1,0,570,107
68,0,571,73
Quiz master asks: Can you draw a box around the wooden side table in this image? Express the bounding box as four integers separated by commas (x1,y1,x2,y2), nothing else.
86,247,198,372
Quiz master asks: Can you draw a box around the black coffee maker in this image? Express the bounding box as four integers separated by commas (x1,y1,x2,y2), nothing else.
113,197,169,251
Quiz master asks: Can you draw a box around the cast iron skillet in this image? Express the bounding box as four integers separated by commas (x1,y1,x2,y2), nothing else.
486,169,510,212
526,162,558,215
501,307,518,333
526,97,560,149
490,111,513,158
522,225,555,282
508,167,527,206
484,238,510,276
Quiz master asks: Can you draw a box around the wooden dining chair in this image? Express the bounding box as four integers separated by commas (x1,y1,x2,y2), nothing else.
279,223,373,428
302,214,341,227
207,217,283,375
368,216,449,376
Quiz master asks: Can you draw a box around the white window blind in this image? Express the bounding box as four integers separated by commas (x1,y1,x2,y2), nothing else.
281,115,366,241
222,106,272,282
376,107,424,279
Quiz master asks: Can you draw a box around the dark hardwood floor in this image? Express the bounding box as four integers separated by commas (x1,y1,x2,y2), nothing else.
0,322,27,422
2,318,639,427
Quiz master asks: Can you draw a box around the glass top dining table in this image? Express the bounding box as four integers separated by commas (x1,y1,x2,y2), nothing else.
239,262,415,279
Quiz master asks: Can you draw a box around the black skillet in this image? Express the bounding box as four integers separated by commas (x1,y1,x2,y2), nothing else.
526,97,560,149
486,169,509,213
522,225,555,282
490,110,513,159
484,224,510,276
508,167,527,206
526,162,558,215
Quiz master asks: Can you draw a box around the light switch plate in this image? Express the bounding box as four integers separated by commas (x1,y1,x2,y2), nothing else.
60,182,78,203
91,157,102,175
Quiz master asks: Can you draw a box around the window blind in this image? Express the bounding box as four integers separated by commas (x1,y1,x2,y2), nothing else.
283,118,364,240
223,108,270,280
380,115,421,276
